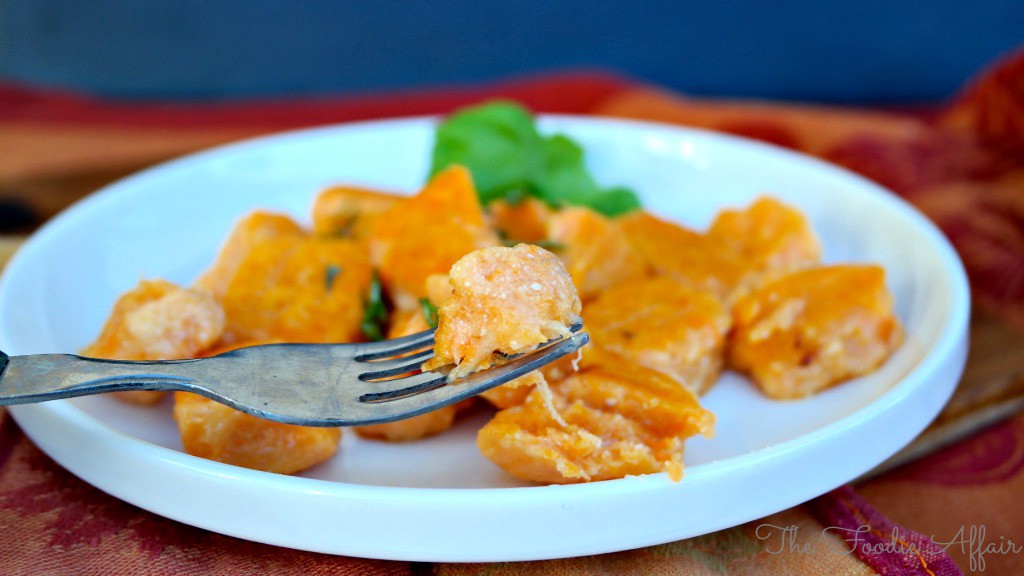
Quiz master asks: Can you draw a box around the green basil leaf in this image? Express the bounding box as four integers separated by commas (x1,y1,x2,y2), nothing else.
361,272,389,341
430,101,541,205
419,298,439,329
430,101,641,216
324,264,342,291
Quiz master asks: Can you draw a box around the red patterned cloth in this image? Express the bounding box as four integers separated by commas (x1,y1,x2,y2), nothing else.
2,48,1024,575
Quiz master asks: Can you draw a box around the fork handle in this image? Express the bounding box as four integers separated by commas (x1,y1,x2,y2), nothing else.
0,350,202,405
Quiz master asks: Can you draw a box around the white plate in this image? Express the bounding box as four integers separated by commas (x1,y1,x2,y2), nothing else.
0,116,969,562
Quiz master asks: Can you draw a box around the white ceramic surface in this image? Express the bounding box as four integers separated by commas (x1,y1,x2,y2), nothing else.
0,116,970,562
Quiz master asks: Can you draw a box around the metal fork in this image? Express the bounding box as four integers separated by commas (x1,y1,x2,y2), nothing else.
0,325,589,426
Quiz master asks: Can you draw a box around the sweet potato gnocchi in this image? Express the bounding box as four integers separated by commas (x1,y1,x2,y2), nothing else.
729,264,904,399
367,165,500,310
477,350,715,483
173,390,342,475
422,243,582,380
582,276,731,395
83,158,902,483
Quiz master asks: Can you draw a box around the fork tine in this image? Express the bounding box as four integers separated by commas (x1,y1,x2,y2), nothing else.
355,320,579,362
358,332,589,421
358,370,449,403
443,331,588,396
357,349,435,381
355,329,435,361
359,328,589,395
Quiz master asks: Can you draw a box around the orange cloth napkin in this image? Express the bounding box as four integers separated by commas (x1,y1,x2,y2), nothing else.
2,48,1024,575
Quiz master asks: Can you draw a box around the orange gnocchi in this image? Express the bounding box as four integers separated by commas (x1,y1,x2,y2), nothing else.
618,210,756,304
729,264,903,399
174,390,342,474
583,276,731,395
707,195,822,272
368,165,499,310
477,354,715,484
423,243,582,381
546,206,646,301
216,231,371,344
311,185,401,241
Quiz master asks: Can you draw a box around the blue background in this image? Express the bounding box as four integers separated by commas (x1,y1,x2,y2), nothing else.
0,1,1022,104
